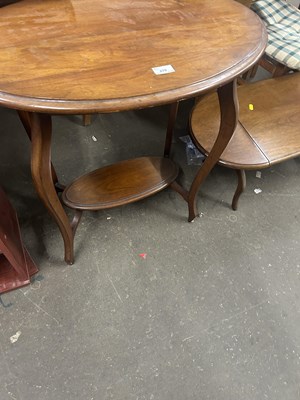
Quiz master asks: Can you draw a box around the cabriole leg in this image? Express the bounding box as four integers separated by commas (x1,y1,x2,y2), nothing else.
187,79,239,221
29,112,74,264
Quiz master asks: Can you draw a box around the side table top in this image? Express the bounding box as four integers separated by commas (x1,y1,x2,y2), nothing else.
190,73,300,169
0,0,266,113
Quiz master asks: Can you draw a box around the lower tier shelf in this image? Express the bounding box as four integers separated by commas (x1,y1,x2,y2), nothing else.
62,156,178,210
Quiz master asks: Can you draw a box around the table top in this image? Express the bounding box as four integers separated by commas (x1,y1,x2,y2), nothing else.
0,0,266,113
191,73,300,169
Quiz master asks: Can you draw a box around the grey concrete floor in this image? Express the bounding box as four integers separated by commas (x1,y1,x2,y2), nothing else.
0,92,299,400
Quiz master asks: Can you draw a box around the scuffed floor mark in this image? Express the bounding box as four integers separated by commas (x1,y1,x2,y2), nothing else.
20,292,61,326
107,274,123,304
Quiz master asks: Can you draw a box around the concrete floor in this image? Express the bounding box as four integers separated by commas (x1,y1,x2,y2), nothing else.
0,90,299,400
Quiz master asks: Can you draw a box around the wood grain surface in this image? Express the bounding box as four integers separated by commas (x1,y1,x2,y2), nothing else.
62,156,178,209
0,0,266,113
190,73,300,168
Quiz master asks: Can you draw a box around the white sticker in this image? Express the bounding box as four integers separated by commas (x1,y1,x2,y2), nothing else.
152,65,175,75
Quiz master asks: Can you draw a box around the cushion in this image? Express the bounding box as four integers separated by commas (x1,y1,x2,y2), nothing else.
251,0,300,70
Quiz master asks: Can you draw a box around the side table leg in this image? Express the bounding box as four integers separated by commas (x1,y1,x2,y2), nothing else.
232,169,246,211
18,110,65,192
187,79,239,221
164,102,179,157
29,113,74,264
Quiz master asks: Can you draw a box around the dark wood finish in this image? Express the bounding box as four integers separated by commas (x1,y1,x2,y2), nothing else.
17,110,64,190
0,187,38,293
237,75,300,164
29,113,74,264
0,0,267,262
0,0,21,7
0,0,266,113
190,73,300,209
190,95,269,169
164,103,179,158
232,170,246,211
82,115,92,126
186,80,239,221
62,157,178,210
259,56,292,78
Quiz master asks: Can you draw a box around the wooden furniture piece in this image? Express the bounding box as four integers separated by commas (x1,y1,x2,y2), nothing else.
62,157,178,210
0,187,38,294
0,0,266,263
190,73,300,209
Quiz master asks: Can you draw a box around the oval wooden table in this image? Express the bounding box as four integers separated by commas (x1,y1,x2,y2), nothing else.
0,0,267,264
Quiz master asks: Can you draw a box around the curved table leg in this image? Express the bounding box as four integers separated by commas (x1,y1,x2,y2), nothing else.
17,110,65,192
187,79,239,221
232,169,246,211
29,113,74,264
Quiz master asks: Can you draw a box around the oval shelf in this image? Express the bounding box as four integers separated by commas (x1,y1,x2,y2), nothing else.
62,156,178,210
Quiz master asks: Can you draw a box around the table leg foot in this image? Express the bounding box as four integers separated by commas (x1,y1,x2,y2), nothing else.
29,113,74,264
188,198,199,222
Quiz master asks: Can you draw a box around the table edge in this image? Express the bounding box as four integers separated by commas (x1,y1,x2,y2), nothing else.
0,28,267,114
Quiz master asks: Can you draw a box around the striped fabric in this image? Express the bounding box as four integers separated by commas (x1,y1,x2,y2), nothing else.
251,0,300,70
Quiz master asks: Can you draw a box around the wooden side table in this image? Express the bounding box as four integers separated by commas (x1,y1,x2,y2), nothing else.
190,73,300,209
0,187,38,294
0,0,267,263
